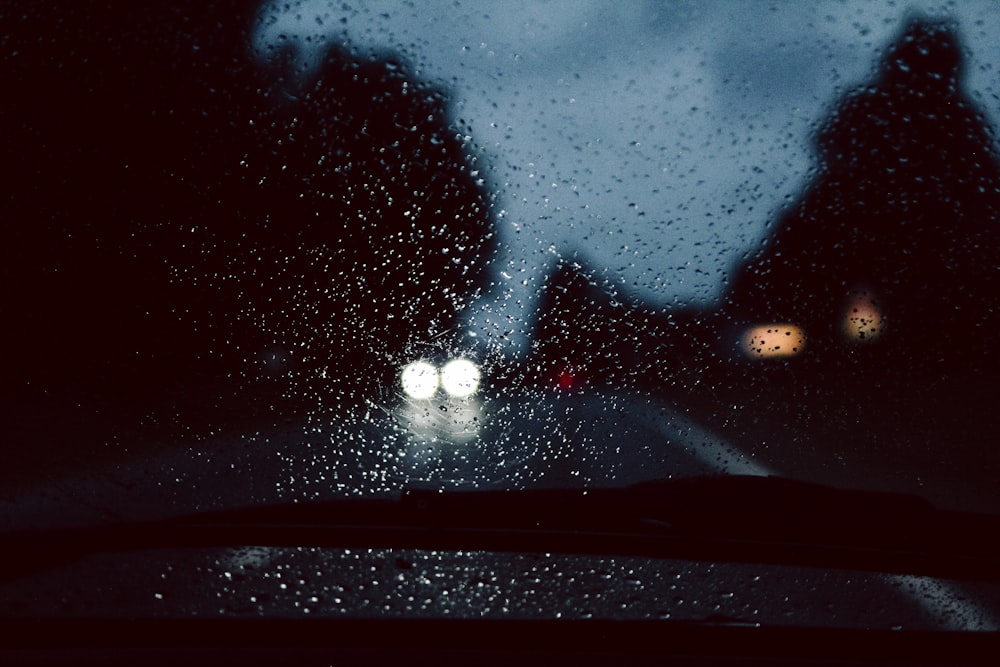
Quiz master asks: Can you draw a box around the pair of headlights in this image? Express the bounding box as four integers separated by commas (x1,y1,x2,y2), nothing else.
400,358,481,399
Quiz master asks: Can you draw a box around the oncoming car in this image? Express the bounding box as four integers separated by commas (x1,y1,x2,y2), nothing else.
396,355,485,465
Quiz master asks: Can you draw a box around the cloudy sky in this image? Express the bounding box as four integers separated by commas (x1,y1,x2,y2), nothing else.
256,1,1000,353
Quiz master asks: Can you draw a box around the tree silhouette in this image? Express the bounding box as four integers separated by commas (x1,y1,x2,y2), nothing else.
0,1,497,430
722,17,1000,381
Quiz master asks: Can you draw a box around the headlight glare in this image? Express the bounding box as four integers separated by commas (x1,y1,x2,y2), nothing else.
400,360,439,399
440,358,481,397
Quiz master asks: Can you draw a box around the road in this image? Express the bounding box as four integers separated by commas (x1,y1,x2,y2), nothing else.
1,386,999,629
0,389,755,527
2,382,996,523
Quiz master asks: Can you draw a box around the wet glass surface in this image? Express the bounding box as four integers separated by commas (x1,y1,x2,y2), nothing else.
0,0,998,629
3,547,998,632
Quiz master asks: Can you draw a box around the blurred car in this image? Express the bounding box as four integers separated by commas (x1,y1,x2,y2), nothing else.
391,347,490,483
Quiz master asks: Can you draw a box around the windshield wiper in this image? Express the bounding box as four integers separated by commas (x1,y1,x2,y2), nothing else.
2,475,998,583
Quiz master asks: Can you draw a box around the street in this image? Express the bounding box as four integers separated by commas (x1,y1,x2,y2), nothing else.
1,385,998,630
2,388,748,528
2,382,994,525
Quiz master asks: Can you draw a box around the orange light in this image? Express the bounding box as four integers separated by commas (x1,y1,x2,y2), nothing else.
843,290,884,342
742,324,806,359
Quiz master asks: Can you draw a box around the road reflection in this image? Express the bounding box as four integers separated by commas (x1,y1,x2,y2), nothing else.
396,395,483,445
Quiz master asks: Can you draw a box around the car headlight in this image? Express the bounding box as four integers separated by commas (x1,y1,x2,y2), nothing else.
397,357,484,447
400,358,481,399
440,358,481,397
400,360,439,399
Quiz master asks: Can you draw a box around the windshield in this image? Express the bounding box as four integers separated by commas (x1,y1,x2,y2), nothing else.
1,0,998,630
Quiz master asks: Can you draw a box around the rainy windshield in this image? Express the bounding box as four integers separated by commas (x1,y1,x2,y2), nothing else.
1,0,998,529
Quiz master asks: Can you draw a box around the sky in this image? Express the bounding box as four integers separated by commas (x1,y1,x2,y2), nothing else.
255,0,1000,353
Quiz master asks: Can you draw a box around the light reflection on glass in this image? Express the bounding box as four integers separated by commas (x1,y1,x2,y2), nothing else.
398,396,483,444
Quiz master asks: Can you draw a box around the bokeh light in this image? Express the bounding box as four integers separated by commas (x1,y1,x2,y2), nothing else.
843,291,885,342
401,361,439,399
742,324,806,359
441,358,481,397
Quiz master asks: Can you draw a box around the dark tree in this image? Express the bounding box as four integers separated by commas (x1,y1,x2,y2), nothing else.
0,1,496,430
722,17,1000,381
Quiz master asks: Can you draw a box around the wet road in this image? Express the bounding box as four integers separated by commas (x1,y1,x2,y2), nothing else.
3,383,997,527
3,387,999,631
1,389,767,528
